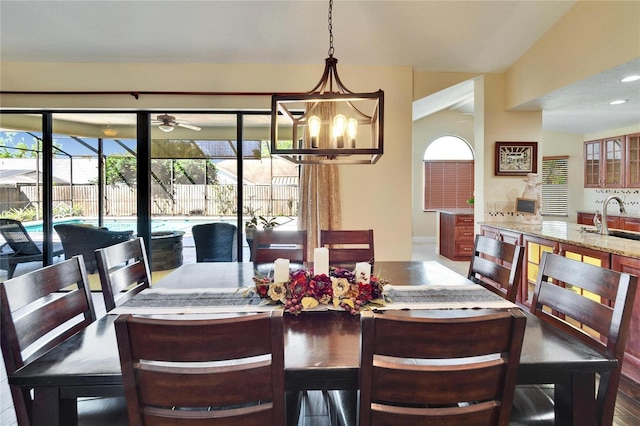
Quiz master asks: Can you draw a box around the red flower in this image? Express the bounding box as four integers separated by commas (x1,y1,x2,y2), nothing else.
357,282,373,302
309,274,333,299
256,283,269,298
371,280,384,300
289,272,309,300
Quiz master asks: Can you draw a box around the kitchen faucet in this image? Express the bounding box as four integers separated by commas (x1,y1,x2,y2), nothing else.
600,196,627,235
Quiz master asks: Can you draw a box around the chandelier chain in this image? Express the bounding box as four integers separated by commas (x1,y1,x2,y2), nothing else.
328,0,334,57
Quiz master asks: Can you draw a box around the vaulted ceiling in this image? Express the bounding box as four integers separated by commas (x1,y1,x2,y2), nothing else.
1,1,638,135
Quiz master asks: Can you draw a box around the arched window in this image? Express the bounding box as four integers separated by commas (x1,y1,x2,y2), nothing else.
423,136,474,209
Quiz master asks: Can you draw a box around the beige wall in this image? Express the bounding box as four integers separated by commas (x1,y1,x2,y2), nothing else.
1,62,414,260
506,0,640,109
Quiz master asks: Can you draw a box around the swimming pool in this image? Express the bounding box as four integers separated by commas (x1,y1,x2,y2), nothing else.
23,217,233,234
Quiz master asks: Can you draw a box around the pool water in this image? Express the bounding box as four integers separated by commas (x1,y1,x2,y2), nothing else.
23,218,230,234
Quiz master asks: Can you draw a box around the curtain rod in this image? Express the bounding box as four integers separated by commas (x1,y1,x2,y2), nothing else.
0,90,305,99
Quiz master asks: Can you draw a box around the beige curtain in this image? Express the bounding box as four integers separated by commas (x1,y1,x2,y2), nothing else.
297,103,342,259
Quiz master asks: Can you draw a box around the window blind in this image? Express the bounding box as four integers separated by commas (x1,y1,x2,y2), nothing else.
424,161,474,209
541,156,569,216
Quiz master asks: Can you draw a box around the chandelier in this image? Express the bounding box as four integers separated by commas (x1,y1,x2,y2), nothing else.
270,0,384,165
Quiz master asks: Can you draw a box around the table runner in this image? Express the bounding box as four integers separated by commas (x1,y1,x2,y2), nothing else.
109,284,515,315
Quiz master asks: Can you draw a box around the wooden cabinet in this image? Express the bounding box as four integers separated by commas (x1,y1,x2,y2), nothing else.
522,234,558,308
583,134,640,188
626,133,640,187
610,254,640,384
622,217,640,232
577,212,620,230
439,213,474,261
577,213,640,231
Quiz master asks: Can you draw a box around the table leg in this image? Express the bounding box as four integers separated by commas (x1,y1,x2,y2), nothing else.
32,388,77,426
555,372,597,426
286,390,302,426
32,388,59,426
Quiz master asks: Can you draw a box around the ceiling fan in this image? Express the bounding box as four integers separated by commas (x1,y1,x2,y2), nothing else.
151,114,201,132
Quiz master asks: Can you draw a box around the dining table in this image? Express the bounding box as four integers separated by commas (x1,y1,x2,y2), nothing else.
9,261,614,426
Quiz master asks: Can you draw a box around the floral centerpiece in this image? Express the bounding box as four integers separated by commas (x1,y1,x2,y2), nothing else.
251,267,390,315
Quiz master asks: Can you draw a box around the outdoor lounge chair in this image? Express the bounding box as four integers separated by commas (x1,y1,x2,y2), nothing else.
55,223,133,274
0,218,64,279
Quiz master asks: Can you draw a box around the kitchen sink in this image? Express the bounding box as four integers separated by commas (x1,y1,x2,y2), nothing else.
609,230,640,241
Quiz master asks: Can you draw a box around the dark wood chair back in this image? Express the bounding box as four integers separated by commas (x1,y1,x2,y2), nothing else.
467,234,524,302
192,222,238,262
359,309,526,426
115,310,286,426
0,218,65,278
0,255,96,425
95,237,151,312
528,252,638,425
253,230,307,264
320,229,374,265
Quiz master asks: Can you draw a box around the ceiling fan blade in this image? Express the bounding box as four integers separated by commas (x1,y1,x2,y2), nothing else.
177,122,201,131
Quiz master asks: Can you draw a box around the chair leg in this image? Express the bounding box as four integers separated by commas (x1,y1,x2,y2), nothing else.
327,390,357,426
286,391,303,426
8,261,17,279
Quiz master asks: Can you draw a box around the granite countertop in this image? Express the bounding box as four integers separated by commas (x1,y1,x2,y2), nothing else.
481,220,640,259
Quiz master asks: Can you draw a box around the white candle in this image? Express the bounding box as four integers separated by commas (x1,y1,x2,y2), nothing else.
355,262,371,284
273,258,290,283
314,247,329,276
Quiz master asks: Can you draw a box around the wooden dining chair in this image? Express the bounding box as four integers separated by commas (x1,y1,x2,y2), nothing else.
95,237,152,312
0,255,128,425
115,310,286,426
359,309,527,426
320,229,374,265
467,234,524,303
253,229,307,264
510,252,637,426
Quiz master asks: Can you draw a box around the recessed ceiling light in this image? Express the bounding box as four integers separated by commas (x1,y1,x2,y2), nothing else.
609,99,628,105
621,75,640,83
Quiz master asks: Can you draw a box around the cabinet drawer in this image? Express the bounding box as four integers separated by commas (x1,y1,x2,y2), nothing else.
455,227,475,240
454,241,474,257
622,217,640,232
455,215,474,226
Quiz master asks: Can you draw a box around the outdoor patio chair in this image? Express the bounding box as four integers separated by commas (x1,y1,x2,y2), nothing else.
55,223,133,273
192,222,238,262
0,218,64,278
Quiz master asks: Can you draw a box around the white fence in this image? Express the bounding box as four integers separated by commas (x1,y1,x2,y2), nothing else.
6,184,298,218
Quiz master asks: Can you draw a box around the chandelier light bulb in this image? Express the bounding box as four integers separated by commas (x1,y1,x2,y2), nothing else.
333,114,346,148
347,118,358,148
308,115,321,148
158,124,174,132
